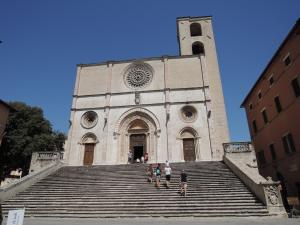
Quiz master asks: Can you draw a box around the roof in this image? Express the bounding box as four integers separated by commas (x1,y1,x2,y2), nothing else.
77,54,198,67
176,16,212,21
241,18,300,107
0,99,17,112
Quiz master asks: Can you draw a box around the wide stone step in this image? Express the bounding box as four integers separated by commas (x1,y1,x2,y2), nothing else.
2,162,270,218
2,209,270,216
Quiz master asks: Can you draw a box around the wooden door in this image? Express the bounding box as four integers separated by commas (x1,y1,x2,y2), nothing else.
83,144,94,166
183,138,196,161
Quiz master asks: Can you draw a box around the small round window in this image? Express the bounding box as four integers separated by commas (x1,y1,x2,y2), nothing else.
181,106,197,122
81,111,98,129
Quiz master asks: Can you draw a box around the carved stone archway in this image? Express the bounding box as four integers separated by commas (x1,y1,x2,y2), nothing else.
80,132,98,166
114,108,160,164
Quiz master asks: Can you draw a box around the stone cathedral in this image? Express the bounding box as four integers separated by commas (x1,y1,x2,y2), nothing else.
64,16,230,166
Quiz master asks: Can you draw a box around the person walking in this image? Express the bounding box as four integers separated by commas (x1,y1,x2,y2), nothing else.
155,164,161,188
164,164,172,188
180,170,187,196
147,164,154,183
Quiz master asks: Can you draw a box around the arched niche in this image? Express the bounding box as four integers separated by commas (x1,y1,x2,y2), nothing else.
81,132,98,144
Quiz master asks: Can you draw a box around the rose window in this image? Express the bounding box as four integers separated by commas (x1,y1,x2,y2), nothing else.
124,63,153,89
81,111,98,129
181,106,197,122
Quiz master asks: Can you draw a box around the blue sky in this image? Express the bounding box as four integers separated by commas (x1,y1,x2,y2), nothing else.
0,0,299,141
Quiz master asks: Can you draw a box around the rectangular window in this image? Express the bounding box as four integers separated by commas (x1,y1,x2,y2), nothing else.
252,120,258,133
258,91,262,99
249,103,253,110
262,109,268,124
269,75,274,86
269,144,277,160
257,151,266,165
274,96,282,113
282,133,296,154
291,78,300,97
284,55,291,66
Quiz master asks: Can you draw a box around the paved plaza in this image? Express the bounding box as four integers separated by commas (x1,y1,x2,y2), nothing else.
3,217,300,225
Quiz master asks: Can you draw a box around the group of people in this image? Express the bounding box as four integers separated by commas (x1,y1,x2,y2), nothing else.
127,150,148,164
146,160,188,196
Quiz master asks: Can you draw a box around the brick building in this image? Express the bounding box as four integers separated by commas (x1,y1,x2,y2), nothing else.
241,19,300,199
0,99,15,146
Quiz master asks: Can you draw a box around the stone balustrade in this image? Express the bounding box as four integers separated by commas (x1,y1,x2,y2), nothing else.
223,142,252,153
36,151,63,160
223,141,287,216
29,151,64,173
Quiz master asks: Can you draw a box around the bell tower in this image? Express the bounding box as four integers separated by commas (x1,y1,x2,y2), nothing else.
176,16,216,56
176,16,230,160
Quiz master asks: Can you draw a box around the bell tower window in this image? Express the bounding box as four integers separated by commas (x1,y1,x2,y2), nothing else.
192,42,205,55
190,23,202,36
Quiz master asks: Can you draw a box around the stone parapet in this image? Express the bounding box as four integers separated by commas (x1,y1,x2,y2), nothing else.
29,151,64,173
223,142,287,216
0,162,63,202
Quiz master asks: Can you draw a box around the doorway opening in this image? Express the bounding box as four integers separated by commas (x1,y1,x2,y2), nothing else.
83,144,95,166
129,133,146,163
183,138,196,161
133,146,144,161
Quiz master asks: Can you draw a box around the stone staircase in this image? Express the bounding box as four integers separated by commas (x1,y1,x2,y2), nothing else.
2,161,271,217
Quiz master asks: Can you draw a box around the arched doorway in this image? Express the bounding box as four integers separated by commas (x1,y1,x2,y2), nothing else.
81,133,98,166
114,108,160,164
180,128,198,161
128,119,148,162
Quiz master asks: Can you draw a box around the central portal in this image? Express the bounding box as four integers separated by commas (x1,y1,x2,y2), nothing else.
128,119,148,162
130,134,146,161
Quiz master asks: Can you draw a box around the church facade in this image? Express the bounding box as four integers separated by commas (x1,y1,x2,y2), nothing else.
64,16,230,166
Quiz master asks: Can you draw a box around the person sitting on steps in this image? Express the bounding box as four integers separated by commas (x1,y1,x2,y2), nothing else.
147,164,153,183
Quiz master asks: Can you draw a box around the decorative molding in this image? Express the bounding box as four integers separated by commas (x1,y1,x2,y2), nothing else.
114,107,161,134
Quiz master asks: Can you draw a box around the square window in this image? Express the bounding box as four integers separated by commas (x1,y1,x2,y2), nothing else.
291,78,300,97
274,96,282,113
282,133,296,154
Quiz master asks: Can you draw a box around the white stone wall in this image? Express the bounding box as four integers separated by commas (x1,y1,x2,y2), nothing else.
65,16,230,166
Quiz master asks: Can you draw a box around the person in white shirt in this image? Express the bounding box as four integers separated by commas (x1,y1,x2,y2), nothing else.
165,160,170,167
164,165,172,188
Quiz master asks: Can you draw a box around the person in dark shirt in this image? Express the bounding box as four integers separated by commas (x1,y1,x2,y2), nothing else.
180,170,187,196
155,164,161,188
